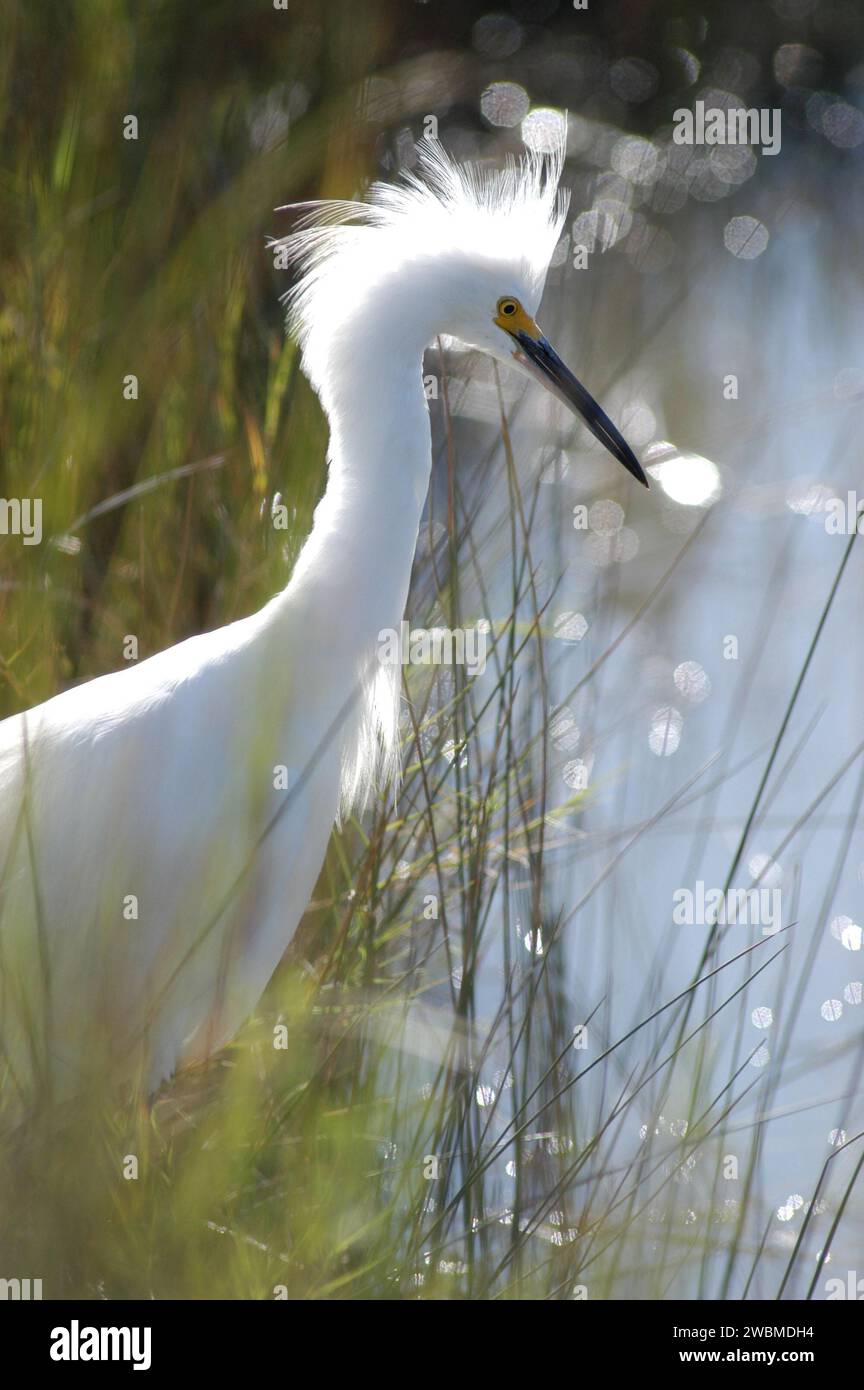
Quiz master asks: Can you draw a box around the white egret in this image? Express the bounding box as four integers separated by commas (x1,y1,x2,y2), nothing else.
0,139,645,1106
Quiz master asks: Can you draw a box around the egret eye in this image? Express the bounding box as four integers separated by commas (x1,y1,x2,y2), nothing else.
498,297,520,317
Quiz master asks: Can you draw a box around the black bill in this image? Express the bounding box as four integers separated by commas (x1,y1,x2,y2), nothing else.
514,331,648,487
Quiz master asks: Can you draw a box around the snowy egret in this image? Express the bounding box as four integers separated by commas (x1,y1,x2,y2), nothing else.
0,139,645,1104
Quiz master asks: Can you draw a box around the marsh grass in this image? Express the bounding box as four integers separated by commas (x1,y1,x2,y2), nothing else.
3,346,861,1295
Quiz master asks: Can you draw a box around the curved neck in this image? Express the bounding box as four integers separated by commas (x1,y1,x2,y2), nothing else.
281,346,433,650
255,321,435,813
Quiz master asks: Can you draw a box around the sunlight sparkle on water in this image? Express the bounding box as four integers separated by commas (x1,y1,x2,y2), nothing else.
588,498,625,535
830,915,862,950
724,214,770,258
645,442,721,506
673,660,711,703
777,1194,805,1222
553,611,588,642
785,481,835,516
549,706,581,751
562,758,590,790
649,705,683,756
521,106,567,154
480,81,530,128
586,527,639,566
521,925,544,956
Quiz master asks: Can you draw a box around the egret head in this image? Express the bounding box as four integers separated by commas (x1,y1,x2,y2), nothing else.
276,137,647,486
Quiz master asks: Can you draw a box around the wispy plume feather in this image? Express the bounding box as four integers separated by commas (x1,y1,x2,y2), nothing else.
270,137,569,380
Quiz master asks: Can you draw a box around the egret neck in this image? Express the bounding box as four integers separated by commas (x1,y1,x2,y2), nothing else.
288,345,431,637
269,322,434,811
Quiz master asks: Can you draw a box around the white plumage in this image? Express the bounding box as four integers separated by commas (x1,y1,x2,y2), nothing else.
0,137,641,1106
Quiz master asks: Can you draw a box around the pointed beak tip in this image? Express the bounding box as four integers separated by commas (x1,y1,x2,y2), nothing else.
629,465,650,490
617,444,649,488
514,330,650,491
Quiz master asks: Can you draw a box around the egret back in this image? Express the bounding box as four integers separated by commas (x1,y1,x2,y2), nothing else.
0,603,341,1106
